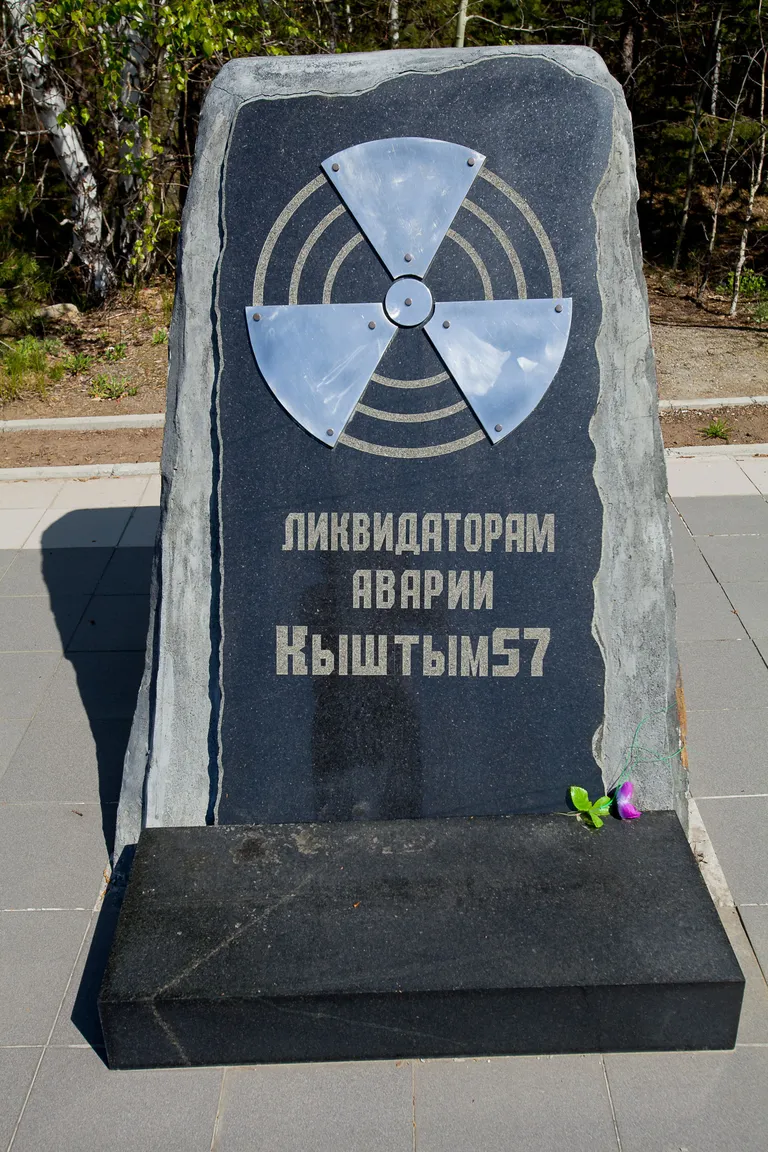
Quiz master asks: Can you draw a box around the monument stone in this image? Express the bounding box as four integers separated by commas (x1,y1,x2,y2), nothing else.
99,46,743,1069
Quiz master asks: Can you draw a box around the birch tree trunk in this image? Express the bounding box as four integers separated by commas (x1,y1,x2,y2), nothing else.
455,0,468,48
388,0,399,47
7,0,115,300
115,21,151,273
730,35,767,317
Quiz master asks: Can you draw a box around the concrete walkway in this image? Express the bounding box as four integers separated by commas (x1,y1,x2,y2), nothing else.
0,458,767,1151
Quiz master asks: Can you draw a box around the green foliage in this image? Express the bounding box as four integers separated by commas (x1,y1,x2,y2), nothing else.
752,301,768,323
151,326,168,345
0,189,52,331
88,374,137,399
62,351,95,374
103,341,128,361
720,269,768,299
569,786,612,829
699,417,732,443
160,288,174,325
0,336,63,402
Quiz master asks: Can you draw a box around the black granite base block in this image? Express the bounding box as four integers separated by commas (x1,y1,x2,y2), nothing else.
99,813,744,1069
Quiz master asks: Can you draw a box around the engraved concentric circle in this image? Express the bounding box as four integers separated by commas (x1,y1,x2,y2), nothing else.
252,167,562,459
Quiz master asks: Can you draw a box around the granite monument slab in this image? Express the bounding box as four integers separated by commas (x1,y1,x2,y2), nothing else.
101,46,743,1068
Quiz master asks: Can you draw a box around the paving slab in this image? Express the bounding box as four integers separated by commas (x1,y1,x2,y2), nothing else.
414,1054,617,1152
674,495,768,537
50,477,150,509
722,582,768,638
95,548,153,595
0,652,62,719
605,1047,768,1152
117,507,160,547
685,708,768,797
51,892,120,1050
0,549,15,578
718,906,768,1045
215,1061,413,1152
696,534,768,583
0,480,62,509
0,911,89,1043
0,715,129,803
27,508,132,550
35,652,145,722
738,457,768,494
0,594,88,653
666,457,760,498
670,528,715,584
11,1047,222,1152
677,639,768,710
0,509,44,549
674,581,747,641
0,718,29,782
66,595,150,653
0,802,108,909
740,905,768,987
0,1048,41,1150
0,548,112,596
697,798,768,905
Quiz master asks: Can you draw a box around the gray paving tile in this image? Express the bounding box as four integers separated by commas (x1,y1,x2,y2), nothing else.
415,1055,617,1152
0,652,61,718
0,803,108,909
95,547,153,595
697,798,768,904
697,534,768,583
31,507,131,549
723,581,768,638
671,532,714,584
675,582,747,641
686,709,768,797
0,911,89,1043
216,1061,412,1152
0,549,16,579
0,548,112,596
678,639,768,710
754,635,768,663
35,651,145,721
0,715,130,802
0,595,88,652
606,1047,768,1152
0,1048,40,1150
740,905,768,988
718,905,768,1044
51,889,120,1049
675,495,768,537
0,719,29,782
67,595,150,652
12,1047,222,1152
118,506,160,547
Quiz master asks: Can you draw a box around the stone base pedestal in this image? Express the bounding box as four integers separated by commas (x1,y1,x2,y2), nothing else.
99,813,743,1069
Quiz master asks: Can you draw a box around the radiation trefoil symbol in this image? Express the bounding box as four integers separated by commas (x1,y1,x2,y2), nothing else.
245,137,572,448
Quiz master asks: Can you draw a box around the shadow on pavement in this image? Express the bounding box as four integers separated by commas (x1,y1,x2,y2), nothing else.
41,509,153,1055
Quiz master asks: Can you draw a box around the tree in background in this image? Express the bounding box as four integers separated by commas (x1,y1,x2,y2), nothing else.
0,1,766,314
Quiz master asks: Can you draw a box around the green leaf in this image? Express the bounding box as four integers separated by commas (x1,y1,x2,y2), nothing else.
593,796,611,814
569,786,591,812
589,812,604,829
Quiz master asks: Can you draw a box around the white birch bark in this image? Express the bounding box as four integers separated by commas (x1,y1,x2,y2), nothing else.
7,0,115,299
388,0,399,47
455,0,468,48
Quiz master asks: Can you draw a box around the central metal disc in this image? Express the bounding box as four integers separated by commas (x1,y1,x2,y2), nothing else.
384,278,434,327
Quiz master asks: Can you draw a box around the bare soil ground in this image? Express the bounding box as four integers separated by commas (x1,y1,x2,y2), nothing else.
0,428,164,468
2,271,768,463
660,404,768,449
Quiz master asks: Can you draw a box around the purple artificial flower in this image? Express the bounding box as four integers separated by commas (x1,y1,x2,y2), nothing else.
615,780,642,820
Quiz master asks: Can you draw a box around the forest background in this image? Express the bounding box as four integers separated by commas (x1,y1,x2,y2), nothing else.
1,0,767,328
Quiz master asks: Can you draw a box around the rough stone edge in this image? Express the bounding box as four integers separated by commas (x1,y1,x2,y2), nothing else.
111,45,634,862
112,79,243,861
590,86,686,827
